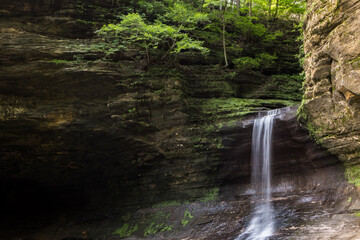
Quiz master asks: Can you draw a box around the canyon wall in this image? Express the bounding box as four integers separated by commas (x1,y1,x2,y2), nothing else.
3,1,360,238
0,0,302,215
300,0,360,185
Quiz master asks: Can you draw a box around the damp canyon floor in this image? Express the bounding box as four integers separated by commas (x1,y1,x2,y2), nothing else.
2,189,360,240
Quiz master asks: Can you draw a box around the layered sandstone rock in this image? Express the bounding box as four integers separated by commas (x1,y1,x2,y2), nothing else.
300,0,360,173
0,0,302,220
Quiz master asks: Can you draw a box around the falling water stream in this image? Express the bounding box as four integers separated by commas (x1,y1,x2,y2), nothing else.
236,109,281,240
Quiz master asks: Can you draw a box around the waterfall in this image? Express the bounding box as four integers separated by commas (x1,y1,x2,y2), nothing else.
236,109,281,240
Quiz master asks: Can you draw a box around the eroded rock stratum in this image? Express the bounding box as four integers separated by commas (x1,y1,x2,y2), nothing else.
2,0,360,239
0,0,301,215
300,0,360,184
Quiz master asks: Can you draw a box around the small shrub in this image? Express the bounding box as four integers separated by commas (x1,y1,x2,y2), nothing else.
233,57,260,71
114,223,138,237
345,164,360,186
181,210,194,226
200,187,219,202
49,59,73,64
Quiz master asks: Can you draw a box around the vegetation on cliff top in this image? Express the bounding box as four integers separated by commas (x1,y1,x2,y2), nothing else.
95,0,305,70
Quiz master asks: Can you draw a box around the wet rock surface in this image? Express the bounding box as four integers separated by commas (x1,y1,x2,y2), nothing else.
1,107,359,240
219,106,340,194
3,185,359,240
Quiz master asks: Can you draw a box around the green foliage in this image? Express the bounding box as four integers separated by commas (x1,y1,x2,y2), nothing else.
114,223,138,237
203,0,222,9
143,211,173,237
121,213,131,222
262,74,303,100
233,57,260,71
152,200,182,208
233,53,277,71
114,223,129,237
231,15,267,38
345,164,360,186
97,13,209,62
349,56,360,67
114,213,137,237
49,59,73,64
200,187,219,202
263,30,284,43
173,36,208,53
93,0,304,72
192,98,296,123
277,0,306,17
181,210,194,226
144,222,173,236
137,0,168,21
246,0,306,19
166,2,209,26
258,53,278,66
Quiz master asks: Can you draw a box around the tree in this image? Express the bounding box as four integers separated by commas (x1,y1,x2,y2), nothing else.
204,0,229,67
268,0,272,19
97,13,209,64
274,0,279,18
249,0,253,16
221,1,229,67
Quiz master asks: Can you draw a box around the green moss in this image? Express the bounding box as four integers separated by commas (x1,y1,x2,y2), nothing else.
297,100,324,142
121,213,131,222
144,222,173,236
187,97,296,203
354,212,360,218
349,56,360,67
114,213,138,237
349,56,360,64
48,59,74,64
114,223,138,237
142,211,173,237
152,200,182,208
263,74,303,101
114,223,129,237
200,187,219,202
181,210,194,226
348,197,352,203
345,164,360,186
160,225,173,232
189,98,296,124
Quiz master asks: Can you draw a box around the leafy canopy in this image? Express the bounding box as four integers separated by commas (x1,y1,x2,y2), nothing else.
95,0,305,67
97,13,209,61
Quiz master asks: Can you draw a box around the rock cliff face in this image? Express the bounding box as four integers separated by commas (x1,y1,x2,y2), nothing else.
0,0,303,217
300,0,360,184
219,107,341,196
2,0,360,238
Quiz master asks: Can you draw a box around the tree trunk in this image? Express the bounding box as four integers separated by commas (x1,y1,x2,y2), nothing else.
274,0,279,18
222,18,228,67
249,0,252,16
268,0,272,19
222,1,228,67
237,0,240,13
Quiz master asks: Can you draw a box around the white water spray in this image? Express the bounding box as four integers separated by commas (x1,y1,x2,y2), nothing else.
236,109,281,240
